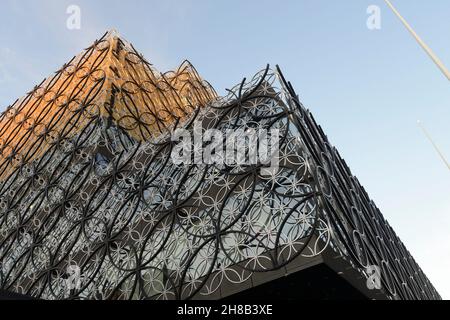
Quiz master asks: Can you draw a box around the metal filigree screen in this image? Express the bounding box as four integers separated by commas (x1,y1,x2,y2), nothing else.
0,31,440,300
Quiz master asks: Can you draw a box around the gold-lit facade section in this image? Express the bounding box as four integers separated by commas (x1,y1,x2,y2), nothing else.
0,30,217,179
104,34,216,140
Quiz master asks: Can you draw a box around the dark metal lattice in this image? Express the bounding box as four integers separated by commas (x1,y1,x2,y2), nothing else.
0,31,440,300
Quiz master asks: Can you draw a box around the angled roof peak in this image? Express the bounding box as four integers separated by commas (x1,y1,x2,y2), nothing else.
105,28,120,38
0,31,217,179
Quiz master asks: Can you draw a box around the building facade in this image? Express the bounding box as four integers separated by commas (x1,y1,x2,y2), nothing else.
0,31,440,300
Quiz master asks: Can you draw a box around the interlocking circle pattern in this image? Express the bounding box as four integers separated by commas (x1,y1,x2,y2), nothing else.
0,31,440,300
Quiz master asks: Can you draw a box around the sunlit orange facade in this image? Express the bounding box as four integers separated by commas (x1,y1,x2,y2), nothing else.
0,30,216,179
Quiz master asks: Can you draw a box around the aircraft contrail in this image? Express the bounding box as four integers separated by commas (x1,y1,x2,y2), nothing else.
417,120,450,171
384,0,450,81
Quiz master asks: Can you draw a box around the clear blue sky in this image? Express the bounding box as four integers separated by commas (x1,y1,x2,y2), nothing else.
1,0,449,298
